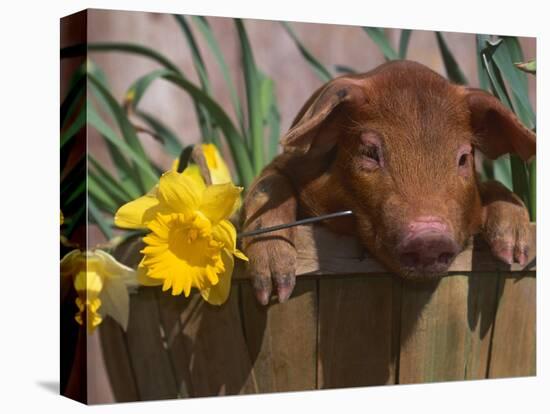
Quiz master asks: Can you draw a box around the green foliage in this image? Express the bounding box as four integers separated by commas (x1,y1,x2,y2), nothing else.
281,22,332,82
363,27,399,60
477,36,536,219
435,32,468,85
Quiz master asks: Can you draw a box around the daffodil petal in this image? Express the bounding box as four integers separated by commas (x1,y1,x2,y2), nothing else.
181,165,207,191
100,277,131,331
212,220,237,250
94,250,138,289
158,171,201,213
171,158,180,172
114,187,164,229
136,259,164,287
60,249,83,277
202,144,233,185
200,250,233,305
233,249,249,262
199,183,242,224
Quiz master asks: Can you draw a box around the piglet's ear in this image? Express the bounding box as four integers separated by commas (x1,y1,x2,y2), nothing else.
464,87,536,162
282,76,368,157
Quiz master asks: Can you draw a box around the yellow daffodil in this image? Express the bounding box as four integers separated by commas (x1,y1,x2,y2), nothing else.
171,143,233,185
60,249,138,333
114,167,247,305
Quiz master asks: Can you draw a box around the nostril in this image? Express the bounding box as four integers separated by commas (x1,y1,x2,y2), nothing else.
400,252,419,268
438,252,454,265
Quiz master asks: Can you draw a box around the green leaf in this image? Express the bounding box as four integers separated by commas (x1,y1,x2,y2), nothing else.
87,103,159,187
435,32,468,85
479,39,531,211
61,155,85,203
174,15,212,94
479,40,513,108
493,156,513,191
117,68,254,185
89,155,137,202
88,173,118,215
70,43,213,141
64,179,85,207
122,71,184,158
191,16,246,135
65,203,86,239
88,169,127,211
259,74,275,123
236,19,265,174
136,110,183,158
61,74,85,128
125,69,254,186
398,29,412,59
123,68,166,109
476,34,491,91
173,14,219,145
480,158,494,182
88,197,114,240
88,73,158,192
334,65,358,75
103,139,143,199
515,60,536,75
164,72,255,186
491,37,535,128
363,27,398,60
62,43,182,74
60,105,86,149
282,22,332,82
256,71,280,162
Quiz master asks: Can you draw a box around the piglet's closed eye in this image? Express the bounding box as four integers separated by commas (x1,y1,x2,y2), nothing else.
463,87,536,162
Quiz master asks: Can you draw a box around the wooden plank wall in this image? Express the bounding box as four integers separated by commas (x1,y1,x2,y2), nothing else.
99,272,535,403
97,225,536,403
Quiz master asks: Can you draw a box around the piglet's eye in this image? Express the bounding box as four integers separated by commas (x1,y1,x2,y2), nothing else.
359,131,384,171
364,145,380,163
457,145,473,177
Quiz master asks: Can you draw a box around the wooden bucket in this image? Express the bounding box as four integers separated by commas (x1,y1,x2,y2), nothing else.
98,224,536,402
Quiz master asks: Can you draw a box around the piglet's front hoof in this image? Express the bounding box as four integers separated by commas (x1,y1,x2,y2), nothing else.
245,239,297,305
483,203,531,267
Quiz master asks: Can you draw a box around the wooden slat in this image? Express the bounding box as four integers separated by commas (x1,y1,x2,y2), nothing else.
462,273,501,379
398,274,499,383
233,223,536,279
98,318,139,402
154,293,194,398
240,280,317,392
488,272,536,378
317,275,398,388
156,286,258,397
124,288,179,400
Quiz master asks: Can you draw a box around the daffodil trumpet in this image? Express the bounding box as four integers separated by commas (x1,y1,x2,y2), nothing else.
60,249,138,333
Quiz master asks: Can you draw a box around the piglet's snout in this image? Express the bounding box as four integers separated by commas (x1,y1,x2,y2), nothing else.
397,217,460,275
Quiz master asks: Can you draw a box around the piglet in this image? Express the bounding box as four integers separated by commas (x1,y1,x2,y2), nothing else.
241,60,535,305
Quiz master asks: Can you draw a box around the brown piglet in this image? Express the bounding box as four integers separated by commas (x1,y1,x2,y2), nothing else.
241,60,536,305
